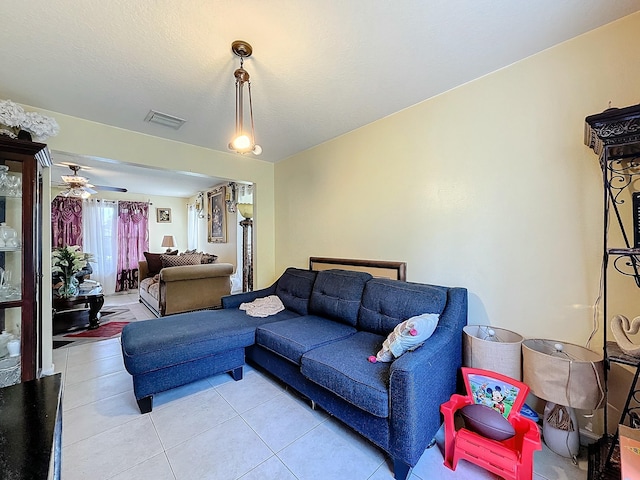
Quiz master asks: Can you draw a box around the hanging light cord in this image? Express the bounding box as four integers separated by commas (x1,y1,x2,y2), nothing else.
248,80,256,145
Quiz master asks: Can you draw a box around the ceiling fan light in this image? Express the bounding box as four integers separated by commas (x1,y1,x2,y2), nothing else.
61,174,89,184
252,144,262,155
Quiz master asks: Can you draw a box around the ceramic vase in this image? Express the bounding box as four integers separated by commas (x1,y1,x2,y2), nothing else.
542,402,579,459
7,338,19,357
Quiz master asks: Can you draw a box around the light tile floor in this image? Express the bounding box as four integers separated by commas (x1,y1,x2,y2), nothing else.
52,294,589,480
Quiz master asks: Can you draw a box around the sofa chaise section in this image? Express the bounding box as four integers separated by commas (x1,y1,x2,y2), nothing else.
122,267,316,412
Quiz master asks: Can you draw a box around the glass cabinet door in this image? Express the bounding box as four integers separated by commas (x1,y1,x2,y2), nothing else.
0,159,25,386
0,136,46,386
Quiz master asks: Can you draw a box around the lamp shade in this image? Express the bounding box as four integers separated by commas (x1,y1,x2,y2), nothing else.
237,203,253,219
161,235,175,248
463,325,524,381
522,339,605,410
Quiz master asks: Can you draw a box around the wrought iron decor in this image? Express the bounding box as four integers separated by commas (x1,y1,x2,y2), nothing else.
584,103,640,480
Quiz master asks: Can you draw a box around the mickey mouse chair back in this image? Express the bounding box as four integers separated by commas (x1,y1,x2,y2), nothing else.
441,367,542,480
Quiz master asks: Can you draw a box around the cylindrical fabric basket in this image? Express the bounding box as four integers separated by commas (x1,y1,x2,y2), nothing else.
463,325,524,381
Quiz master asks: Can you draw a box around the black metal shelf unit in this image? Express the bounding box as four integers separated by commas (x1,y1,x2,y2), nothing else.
584,103,640,480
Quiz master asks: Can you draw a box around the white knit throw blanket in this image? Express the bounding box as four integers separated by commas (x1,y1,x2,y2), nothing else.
239,295,285,317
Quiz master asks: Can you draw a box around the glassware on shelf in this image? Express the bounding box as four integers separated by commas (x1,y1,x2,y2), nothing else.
0,165,22,196
0,268,20,302
7,175,21,196
7,338,20,357
0,165,8,191
0,330,12,357
0,223,19,249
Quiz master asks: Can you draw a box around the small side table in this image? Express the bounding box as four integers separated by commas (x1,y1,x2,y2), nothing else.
53,291,105,333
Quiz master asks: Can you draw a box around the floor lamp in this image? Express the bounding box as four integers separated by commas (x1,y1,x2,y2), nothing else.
522,339,605,463
237,203,253,292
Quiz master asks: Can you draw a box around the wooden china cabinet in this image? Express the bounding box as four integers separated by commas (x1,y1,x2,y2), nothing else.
0,136,50,385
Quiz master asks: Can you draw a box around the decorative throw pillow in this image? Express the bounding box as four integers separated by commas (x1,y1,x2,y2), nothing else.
161,253,203,268
201,253,218,264
368,313,440,363
144,250,177,276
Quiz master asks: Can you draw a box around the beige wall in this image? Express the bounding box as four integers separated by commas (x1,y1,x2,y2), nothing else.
274,13,640,348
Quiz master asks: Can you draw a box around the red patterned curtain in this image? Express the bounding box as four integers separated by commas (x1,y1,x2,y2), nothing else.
51,197,83,248
116,201,149,292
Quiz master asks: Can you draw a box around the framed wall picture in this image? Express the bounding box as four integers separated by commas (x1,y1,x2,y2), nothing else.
156,208,171,223
208,186,227,243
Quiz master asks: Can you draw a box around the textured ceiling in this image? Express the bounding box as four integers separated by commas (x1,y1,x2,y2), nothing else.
2,1,640,191
50,151,222,199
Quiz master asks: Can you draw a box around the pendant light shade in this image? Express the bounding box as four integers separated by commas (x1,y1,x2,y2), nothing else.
228,40,261,156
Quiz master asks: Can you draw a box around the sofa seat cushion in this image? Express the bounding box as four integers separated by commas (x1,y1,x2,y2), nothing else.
309,270,372,326
301,331,391,418
256,315,356,365
139,276,155,293
147,282,160,301
358,278,448,335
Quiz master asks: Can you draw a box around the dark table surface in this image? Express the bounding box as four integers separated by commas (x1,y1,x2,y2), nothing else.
0,373,62,479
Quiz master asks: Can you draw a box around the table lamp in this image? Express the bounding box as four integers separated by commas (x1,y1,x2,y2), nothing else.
522,339,605,461
463,325,524,380
161,235,176,252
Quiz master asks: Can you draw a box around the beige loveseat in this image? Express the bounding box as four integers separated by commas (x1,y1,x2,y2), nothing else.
138,260,233,317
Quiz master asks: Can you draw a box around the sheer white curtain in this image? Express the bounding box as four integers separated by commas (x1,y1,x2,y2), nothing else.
82,199,118,295
187,204,198,250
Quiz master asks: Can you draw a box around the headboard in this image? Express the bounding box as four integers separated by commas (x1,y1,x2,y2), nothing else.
309,257,407,281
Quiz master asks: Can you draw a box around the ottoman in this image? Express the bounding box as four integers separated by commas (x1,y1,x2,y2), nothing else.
121,309,256,413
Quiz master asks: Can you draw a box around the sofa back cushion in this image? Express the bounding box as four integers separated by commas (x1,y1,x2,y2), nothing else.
161,253,202,268
275,268,318,315
309,269,372,326
358,278,448,334
143,250,177,277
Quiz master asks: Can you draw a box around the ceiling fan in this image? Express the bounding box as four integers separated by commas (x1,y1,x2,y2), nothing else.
57,164,127,198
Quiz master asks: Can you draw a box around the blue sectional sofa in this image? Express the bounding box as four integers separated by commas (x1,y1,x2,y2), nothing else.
121,268,467,480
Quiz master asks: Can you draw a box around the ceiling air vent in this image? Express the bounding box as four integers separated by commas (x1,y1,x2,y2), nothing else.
144,110,186,130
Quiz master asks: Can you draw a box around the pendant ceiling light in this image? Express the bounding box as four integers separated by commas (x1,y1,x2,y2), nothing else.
228,40,262,156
